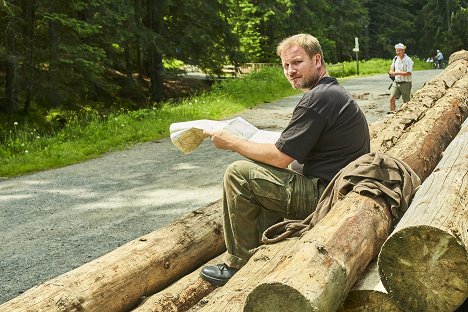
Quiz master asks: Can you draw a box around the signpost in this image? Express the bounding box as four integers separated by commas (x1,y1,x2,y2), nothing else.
353,37,360,75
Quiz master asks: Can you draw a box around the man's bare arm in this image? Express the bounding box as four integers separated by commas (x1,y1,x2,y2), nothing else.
204,129,293,168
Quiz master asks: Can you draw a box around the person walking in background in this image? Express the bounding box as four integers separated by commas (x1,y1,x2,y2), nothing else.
388,43,413,112
435,49,444,69
198,34,370,286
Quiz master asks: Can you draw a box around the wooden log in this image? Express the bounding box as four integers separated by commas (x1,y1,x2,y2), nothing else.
0,202,225,312
192,67,468,312
449,49,468,64
194,193,392,312
377,119,468,312
338,261,403,312
243,194,392,312
384,75,468,179
131,255,223,312
370,58,468,153
340,75,468,311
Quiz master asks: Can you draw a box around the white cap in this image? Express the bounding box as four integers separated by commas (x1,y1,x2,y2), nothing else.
394,43,406,49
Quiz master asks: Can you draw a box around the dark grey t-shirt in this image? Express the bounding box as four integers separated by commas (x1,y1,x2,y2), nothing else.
275,77,370,184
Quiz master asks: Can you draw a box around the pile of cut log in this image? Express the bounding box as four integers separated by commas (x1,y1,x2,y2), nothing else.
1,50,467,312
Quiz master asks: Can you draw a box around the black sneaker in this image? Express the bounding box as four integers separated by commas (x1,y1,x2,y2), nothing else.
200,263,238,286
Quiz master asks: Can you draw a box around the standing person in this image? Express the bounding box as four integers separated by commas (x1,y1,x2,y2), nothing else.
199,33,370,286
435,49,444,69
388,43,414,112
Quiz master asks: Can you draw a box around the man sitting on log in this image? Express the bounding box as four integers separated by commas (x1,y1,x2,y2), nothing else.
200,33,370,286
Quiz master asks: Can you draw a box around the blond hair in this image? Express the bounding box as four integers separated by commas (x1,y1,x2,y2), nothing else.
277,34,325,65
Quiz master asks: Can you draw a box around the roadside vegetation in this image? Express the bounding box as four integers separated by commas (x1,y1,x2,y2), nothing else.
0,59,432,177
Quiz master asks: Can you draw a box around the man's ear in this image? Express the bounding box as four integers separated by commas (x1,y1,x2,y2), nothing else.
314,54,322,69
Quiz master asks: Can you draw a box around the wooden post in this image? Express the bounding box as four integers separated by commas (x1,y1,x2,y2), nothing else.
378,119,468,312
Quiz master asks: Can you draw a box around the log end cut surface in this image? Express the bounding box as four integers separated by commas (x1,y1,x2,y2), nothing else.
338,290,404,312
244,282,315,312
379,225,468,312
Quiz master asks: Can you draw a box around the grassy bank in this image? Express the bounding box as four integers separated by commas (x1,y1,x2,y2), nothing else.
0,59,432,178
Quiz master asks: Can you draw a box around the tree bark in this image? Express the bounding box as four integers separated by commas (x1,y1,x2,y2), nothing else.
370,58,468,153
378,119,468,312
0,202,225,312
21,0,36,113
145,0,166,105
243,194,392,312
4,2,19,113
132,255,223,312
47,19,60,108
193,61,468,312
340,53,468,312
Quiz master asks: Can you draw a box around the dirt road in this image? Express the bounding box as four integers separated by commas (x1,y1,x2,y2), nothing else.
0,70,441,304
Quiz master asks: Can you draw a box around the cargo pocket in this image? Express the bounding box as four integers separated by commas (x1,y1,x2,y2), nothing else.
248,165,295,216
289,176,323,220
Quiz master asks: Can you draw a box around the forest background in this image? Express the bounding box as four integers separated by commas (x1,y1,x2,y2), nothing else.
0,0,467,176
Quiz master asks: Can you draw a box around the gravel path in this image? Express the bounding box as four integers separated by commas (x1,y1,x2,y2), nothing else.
0,70,441,304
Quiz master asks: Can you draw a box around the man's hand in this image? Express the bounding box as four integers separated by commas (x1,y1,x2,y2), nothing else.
203,129,238,151
204,129,294,168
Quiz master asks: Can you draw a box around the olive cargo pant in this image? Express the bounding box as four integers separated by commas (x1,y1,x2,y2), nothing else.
222,160,324,269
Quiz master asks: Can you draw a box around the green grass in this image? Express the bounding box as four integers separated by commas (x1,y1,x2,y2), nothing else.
329,57,433,78
0,58,434,178
0,66,298,177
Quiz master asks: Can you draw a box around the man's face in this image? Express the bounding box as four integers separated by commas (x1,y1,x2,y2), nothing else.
395,48,405,57
280,45,321,91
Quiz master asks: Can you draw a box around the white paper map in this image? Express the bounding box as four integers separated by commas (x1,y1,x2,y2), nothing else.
169,117,281,154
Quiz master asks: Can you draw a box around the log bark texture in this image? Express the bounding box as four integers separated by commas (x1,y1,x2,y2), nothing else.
341,51,468,312
195,194,391,312
0,202,224,312
378,119,468,312
193,57,468,312
244,194,393,312
370,57,468,153
131,255,223,312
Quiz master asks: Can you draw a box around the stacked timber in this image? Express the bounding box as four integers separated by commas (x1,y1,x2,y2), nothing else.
1,50,467,312
341,120,468,312
340,50,468,312
189,52,468,311
379,119,468,311
0,201,225,312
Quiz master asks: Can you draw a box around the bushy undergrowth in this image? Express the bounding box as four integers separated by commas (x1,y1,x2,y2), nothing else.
329,57,433,78
0,59,434,177
0,66,297,177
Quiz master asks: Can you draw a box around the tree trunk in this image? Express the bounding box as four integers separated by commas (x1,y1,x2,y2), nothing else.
192,60,468,312
4,4,19,113
340,52,468,312
243,194,392,312
338,261,403,312
21,0,36,113
0,202,225,312
132,255,223,312
370,58,467,153
145,0,166,105
47,19,60,108
378,119,468,312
